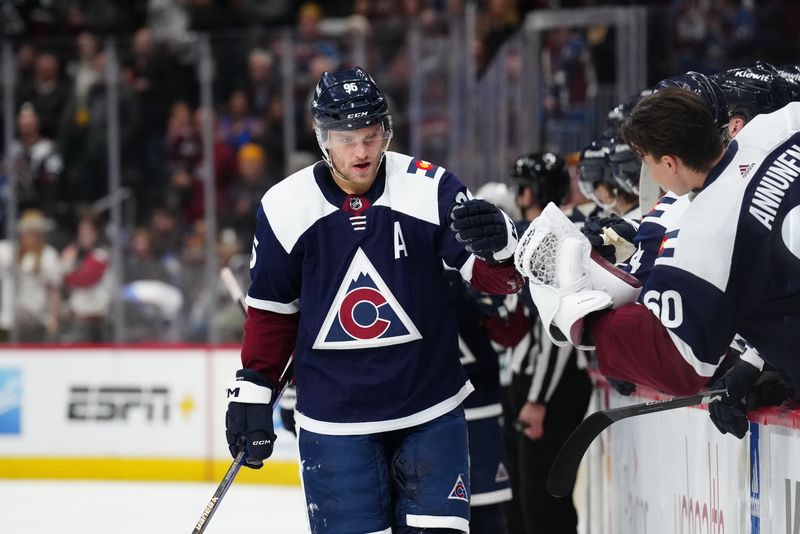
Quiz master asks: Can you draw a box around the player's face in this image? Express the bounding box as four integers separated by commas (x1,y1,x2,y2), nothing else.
643,154,691,195
327,124,388,194
594,182,616,206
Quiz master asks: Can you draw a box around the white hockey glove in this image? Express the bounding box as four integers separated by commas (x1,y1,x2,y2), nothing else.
514,203,642,349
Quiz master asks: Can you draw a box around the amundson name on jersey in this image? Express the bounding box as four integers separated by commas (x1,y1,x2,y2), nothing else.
749,144,800,230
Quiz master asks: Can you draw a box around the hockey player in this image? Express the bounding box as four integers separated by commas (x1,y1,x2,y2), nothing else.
490,153,592,534
577,138,640,220
712,64,797,144
224,66,523,533
515,87,800,407
581,68,796,429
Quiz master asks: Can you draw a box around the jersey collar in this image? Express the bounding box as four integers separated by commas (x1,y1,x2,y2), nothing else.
313,159,387,209
698,140,739,192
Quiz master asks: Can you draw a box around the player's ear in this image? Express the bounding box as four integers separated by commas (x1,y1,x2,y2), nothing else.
728,116,746,138
662,154,679,174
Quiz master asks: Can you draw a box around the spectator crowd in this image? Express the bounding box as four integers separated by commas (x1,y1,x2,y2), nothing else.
0,0,797,344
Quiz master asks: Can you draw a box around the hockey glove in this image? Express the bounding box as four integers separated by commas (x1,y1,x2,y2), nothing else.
707,351,762,439
225,369,277,468
580,215,638,264
709,369,788,439
449,199,518,263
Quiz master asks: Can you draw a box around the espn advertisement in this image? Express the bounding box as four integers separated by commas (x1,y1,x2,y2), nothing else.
0,348,206,457
0,348,298,463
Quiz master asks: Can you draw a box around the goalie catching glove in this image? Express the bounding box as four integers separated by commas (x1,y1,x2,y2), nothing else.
449,199,518,263
514,202,642,349
225,368,277,469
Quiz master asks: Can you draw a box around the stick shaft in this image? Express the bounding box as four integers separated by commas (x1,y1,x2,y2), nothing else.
191,449,246,534
546,388,726,498
220,266,247,312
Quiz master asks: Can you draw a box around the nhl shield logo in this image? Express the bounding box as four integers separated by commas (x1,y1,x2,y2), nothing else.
313,248,422,350
349,196,363,210
447,474,469,502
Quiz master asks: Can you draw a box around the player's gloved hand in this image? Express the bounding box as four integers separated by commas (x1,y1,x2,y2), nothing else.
607,376,636,396
580,215,638,264
225,369,277,468
580,218,617,263
449,199,518,263
708,354,762,439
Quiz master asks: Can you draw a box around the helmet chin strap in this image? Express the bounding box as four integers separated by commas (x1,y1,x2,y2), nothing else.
321,147,349,183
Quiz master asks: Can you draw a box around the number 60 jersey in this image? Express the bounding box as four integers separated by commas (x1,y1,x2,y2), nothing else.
592,103,800,395
241,151,522,435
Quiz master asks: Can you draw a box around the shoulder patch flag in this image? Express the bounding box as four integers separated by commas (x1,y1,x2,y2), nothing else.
447,474,469,501
313,248,422,350
407,158,439,178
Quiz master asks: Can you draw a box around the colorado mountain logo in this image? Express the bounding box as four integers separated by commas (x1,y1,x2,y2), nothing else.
447,474,469,501
495,463,510,483
313,248,421,349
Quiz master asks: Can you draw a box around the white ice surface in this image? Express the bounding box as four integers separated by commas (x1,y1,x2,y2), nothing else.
0,479,309,534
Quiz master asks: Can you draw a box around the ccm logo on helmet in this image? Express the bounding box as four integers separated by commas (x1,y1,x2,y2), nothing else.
347,112,368,119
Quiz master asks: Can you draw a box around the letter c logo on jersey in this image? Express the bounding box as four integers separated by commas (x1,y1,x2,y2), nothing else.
314,248,422,350
339,287,390,339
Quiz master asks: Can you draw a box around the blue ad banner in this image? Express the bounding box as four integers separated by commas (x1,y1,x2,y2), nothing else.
0,368,21,435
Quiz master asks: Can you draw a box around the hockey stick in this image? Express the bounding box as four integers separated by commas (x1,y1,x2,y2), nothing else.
546,387,727,498
191,267,294,534
220,266,247,313
192,447,246,534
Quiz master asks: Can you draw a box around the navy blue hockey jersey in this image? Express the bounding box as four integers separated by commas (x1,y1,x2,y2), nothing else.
245,151,517,435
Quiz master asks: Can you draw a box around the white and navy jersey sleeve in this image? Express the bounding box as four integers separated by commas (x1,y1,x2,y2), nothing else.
625,192,691,283
246,205,303,314
592,103,800,394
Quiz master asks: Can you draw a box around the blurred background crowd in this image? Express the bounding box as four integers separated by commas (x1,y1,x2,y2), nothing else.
0,0,798,345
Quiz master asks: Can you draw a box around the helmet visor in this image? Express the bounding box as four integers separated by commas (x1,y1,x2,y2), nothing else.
316,122,393,150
